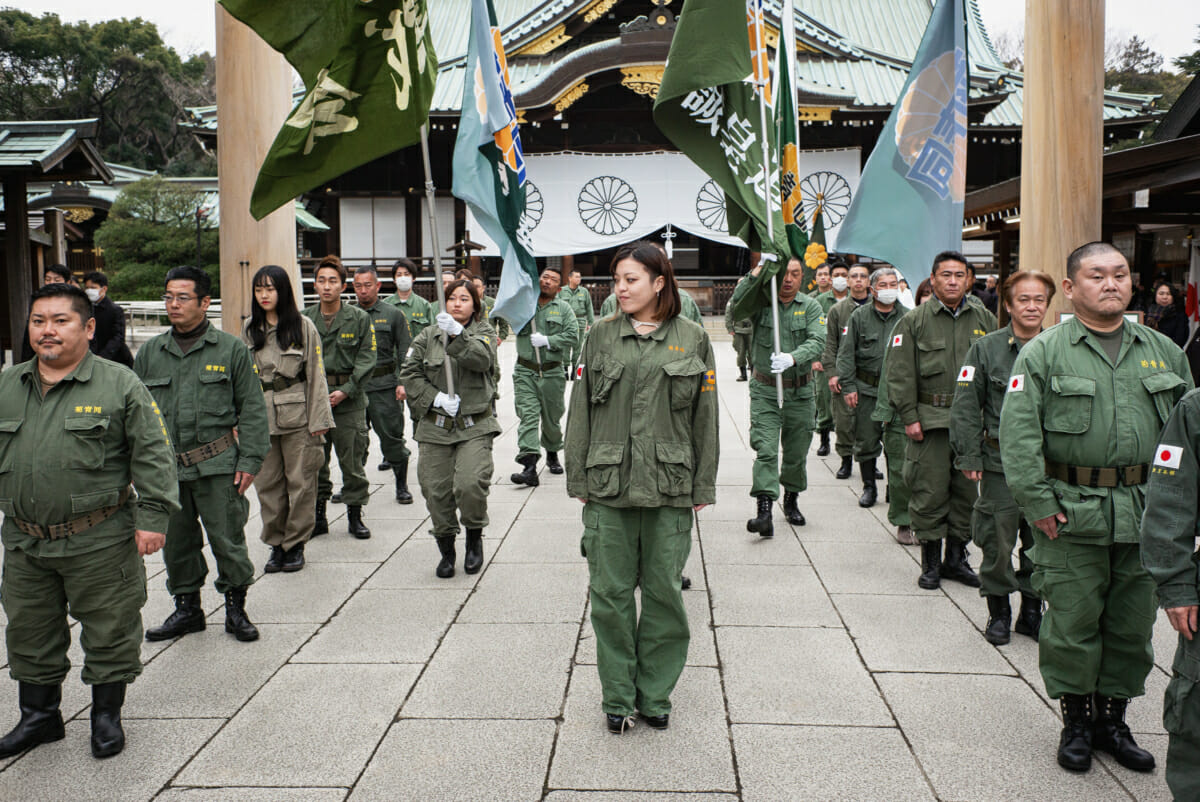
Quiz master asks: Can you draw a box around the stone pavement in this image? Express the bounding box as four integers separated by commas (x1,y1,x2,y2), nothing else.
0,334,1180,801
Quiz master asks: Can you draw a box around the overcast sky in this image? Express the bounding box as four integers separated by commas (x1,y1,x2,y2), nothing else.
11,0,1200,64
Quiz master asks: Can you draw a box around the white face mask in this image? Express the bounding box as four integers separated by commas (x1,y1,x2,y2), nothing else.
831,276,848,292
85,288,102,303
875,288,899,305
396,276,413,292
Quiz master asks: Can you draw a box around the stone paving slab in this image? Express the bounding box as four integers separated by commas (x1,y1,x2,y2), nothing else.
493,520,586,563
545,795,737,801
363,539,487,590
248,562,378,624
291,589,464,664
458,562,589,624
156,790,348,802
699,525,809,565
708,564,841,627
804,539,927,595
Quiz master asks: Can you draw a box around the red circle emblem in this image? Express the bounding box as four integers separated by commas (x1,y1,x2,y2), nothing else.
1011,378,1018,388
1162,449,1173,462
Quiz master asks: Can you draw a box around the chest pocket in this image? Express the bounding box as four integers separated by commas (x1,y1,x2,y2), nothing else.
916,338,946,377
589,356,624,405
586,441,624,498
1045,375,1095,434
142,376,171,409
1143,371,1186,426
0,418,21,476
64,415,109,470
200,369,232,405
663,356,707,410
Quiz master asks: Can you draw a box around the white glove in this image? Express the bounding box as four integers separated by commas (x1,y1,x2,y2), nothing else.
436,312,464,336
770,352,796,374
433,392,461,417
530,332,550,348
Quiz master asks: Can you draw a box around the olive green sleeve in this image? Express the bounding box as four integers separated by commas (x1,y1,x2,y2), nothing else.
303,318,335,434
230,341,270,475
835,309,859,395
820,303,841,370
998,345,1060,523
690,333,720,506
886,314,920,426
342,315,377,399
391,308,411,383
564,332,595,499
126,378,181,534
724,300,735,334
788,295,826,367
400,327,436,416
1141,391,1200,609
949,339,987,472
445,320,497,374
584,294,595,328
546,303,579,353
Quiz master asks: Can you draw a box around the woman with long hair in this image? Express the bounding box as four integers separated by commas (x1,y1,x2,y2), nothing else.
565,240,719,734
1146,281,1189,348
242,265,334,572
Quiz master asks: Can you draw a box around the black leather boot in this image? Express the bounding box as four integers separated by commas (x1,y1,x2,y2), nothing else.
1057,694,1093,772
816,429,830,456
858,460,878,508
918,540,942,589
331,490,343,504
0,683,65,758
835,455,853,479
511,454,540,487
145,591,205,641
782,491,805,525
545,451,564,475
348,505,371,539
1014,594,1044,641
394,460,413,504
464,528,484,574
1092,695,1155,771
313,499,329,536
940,538,981,587
90,682,126,758
224,587,259,642
436,536,456,578
377,459,391,471
746,495,774,537
281,543,305,572
737,366,748,382
984,595,1012,645
264,545,285,573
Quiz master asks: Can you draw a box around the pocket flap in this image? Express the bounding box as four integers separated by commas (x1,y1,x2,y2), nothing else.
662,356,707,377
655,441,693,467
585,441,625,468
917,338,946,352
64,415,109,435
597,356,624,380
199,371,230,383
142,376,171,388
1142,372,1185,395
71,487,123,515
1051,375,1096,396
0,418,22,434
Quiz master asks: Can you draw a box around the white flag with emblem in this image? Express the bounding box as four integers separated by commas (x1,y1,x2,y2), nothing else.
1007,374,1024,392
1155,444,1183,469
892,334,903,347
958,365,975,382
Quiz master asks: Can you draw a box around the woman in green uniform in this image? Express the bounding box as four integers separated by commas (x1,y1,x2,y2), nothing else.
565,240,719,734
400,280,499,578
242,265,334,572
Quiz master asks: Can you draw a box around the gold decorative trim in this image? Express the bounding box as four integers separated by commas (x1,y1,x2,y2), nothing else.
797,107,835,121
516,109,528,124
554,81,589,113
767,24,819,54
516,24,570,56
63,206,95,223
621,66,665,99
580,0,620,24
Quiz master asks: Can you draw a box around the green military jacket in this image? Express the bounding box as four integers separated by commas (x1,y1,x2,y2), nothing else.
0,352,180,557
242,316,335,436
134,324,270,481
679,289,703,324
599,292,618,319
886,294,997,430
1140,388,1200,609
565,313,718,508
358,300,410,393
386,292,433,341
303,301,376,410
400,317,499,444
730,278,826,396
999,317,1192,545
837,301,907,398
819,295,870,373
479,295,511,341
814,290,842,315
950,324,1028,474
558,286,595,330
516,297,579,365
724,298,753,335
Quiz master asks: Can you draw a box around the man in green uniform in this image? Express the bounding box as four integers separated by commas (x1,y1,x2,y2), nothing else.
950,270,1053,646
135,266,270,645
386,257,433,441
872,336,916,544
0,284,179,759
353,265,413,503
822,264,871,478
1001,241,1190,774
724,296,753,381
511,267,579,485
836,268,906,509
559,269,594,371
810,262,840,453
888,251,996,590
731,257,826,536
304,258,377,539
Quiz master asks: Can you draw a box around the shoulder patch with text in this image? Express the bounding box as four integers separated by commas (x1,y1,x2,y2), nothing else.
1155,445,1183,470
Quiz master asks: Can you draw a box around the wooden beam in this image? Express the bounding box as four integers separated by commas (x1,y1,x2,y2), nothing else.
4,176,32,362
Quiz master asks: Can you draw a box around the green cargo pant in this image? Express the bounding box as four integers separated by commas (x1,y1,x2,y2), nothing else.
972,470,1035,598
513,364,566,457
830,387,856,458
164,474,254,595
749,384,814,499
850,393,884,461
1164,634,1200,800
256,430,326,550
581,502,692,717
1030,537,1156,700
318,402,370,506
417,435,495,538
814,367,832,432
2,538,146,686
902,428,975,543
732,333,751,370
365,386,410,464
883,423,911,527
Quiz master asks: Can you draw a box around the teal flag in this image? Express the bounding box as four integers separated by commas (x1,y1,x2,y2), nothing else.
834,0,966,286
775,0,811,291
452,0,539,333
219,0,437,220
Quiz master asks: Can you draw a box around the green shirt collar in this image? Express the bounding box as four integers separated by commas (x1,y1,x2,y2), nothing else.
17,348,96,387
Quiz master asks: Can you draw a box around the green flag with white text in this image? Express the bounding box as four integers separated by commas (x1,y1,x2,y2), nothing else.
219,0,437,220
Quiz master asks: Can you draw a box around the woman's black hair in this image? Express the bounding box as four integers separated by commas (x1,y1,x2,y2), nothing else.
1154,281,1183,311
445,279,483,322
248,265,305,352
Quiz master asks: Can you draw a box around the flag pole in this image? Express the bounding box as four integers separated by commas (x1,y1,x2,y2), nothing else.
420,123,456,396
753,4,785,409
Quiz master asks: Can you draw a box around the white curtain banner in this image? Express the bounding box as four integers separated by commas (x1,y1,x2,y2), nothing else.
466,149,861,257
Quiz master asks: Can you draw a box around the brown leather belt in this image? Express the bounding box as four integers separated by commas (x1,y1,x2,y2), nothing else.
424,405,493,432
261,373,304,393
855,369,880,388
1045,459,1149,488
326,372,351,387
753,370,811,389
517,357,562,373
370,362,396,378
177,430,237,468
918,391,955,408
10,487,132,540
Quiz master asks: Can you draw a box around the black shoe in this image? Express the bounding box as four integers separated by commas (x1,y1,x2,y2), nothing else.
145,591,205,641
0,683,65,758
1092,695,1155,772
377,460,392,471
606,713,636,733
681,575,692,590
918,540,942,590
875,467,884,479
1058,694,1093,772
264,545,285,573
737,366,748,382
984,595,1012,645
464,528,484,574
331,490,344,504
782,491,805,526
858,460,878,508
348,505,371,539
816,430,830,456
1014,594,1044,641
313,499,329,537
224,587,259,642
511,455,540,487
281,544,305,572
90,682,126,758
641,712,669,729
746,494,774,538
436,536,456,578
394,460,413,504
835,455,853,480
545,451,564,475
940,538,981,587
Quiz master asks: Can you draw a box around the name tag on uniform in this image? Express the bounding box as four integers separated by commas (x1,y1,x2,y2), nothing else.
958,366,975,382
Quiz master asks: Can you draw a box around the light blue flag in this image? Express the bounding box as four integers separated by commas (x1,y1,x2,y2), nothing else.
452,0,539,333
834,0,966,287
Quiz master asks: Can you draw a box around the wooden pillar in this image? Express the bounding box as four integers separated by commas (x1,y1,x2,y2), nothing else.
4,176,32,360
1020,0,1105,318
216,5,298,334
44,209,66,266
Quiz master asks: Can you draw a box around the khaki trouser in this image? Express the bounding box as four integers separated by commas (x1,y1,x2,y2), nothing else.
513,365,566,457
417,435,495,538
749,385,814,499
164,474,254,595
255,430,326,550
319,403,370,506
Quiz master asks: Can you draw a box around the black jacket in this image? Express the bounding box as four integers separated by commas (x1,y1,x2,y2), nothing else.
90,296,134,367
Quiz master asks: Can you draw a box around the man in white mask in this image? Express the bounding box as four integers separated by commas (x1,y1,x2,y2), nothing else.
82,271,133,368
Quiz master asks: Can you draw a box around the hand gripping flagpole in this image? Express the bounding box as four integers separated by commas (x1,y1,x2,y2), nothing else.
419,123,456,396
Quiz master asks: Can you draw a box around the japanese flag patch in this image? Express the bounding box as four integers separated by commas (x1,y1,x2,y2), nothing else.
1155,445,1184,469
1007,374,1025,392
891,334,903,347
958,365,975,382
575,364,585,380
842,326,849,336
